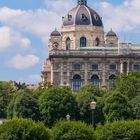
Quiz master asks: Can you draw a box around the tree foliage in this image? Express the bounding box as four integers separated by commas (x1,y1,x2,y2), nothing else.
95,120,140,140
39,87,78,127
52,120,95,140
76,84,105,124
115,71,140,99
0,118,51,140
130,95,140,119
103,91,132,122
7,91,40,121
0,81,15,118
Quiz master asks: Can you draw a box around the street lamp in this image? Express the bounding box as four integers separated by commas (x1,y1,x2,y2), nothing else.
66,114,71,121
90,100,96,129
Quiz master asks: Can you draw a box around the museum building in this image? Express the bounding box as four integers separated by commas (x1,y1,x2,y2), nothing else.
41,0,140,90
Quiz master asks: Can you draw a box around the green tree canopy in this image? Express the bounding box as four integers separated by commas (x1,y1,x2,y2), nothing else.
103,91,132,122
130,95,140,119
0,118,51,140
76,84,105,124
39,87,78,127
95,120,140,140
0,81,15,118
52,120,95,140
115,71,140,99
7,91,40,121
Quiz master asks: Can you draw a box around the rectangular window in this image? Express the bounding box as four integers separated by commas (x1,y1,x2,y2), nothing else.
92,64,98,70
133,64,140,70
109,64,116,70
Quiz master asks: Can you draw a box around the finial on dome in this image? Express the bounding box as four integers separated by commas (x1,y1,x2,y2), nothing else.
78,0,87,5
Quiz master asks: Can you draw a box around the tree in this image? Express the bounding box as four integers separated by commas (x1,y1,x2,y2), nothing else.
103,91,132,122
0,81,15,118
95,120,140,140
115,71,140,99
39,87,78,127
0,118,51,140
52,120,95,140
76,84,105,124
13,81,27,90
7,91,40,121
130,95,140,119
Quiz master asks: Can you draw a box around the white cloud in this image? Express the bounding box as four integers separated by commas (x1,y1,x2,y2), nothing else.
9,54,39,70
0,0,75,45
0,7,24,21
20,38,31,49
98,0,140,32
0,27,12,51
0,26,32,52
45,0,74,14
0,7,61,44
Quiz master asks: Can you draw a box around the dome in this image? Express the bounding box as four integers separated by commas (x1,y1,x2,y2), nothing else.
63,1,103,27
106,29,117,37
50,29,61,36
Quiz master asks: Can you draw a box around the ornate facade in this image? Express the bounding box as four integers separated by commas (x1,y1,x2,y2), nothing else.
42,0,140,90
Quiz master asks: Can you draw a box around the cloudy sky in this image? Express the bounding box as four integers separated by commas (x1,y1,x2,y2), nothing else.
0,0,140,84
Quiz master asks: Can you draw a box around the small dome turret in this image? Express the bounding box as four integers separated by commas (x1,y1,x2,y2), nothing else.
50,29,61,36
106,29,117,37
106,29,118,45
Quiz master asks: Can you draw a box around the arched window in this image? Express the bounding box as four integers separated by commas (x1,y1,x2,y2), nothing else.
66,37,71,50
73,63,81,70
92,64,98,70
73,75,81,91
80,37,86,47
123,62,127,74
91,75,100,86
95,37,100,46
109,75,116,80
109,63,117,70
109,75,116,89
133,64,140,71
52,42,59,50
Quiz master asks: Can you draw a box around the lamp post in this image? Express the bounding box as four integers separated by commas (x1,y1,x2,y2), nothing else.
90,100,96,129
66,114,70,121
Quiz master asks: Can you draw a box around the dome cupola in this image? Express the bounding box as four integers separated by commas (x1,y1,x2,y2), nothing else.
62,0,103,27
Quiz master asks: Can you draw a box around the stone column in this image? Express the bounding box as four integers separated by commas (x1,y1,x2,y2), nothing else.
51,63,53,84
102,64,106,87
60,63,64,86
84,62,88,85
67,63,70,86
127,60,130,75
120,61,123,74
102,72,106,87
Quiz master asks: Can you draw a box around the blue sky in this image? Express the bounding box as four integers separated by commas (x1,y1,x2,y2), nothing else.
0,0,140,84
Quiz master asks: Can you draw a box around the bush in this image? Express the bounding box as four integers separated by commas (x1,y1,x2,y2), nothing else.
95,120,140,140
39,87,78,127
130,95,140,119
52,120,95,140
0,118,51,140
